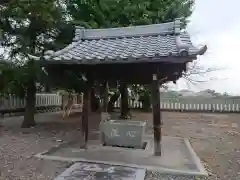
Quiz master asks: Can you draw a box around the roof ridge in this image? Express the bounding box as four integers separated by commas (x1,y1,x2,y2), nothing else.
73,19,182,41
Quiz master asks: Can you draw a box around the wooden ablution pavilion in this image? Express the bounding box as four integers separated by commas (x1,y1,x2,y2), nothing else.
40,19,207,156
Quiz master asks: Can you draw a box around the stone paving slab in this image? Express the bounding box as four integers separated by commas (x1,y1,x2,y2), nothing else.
36,136,207,177
54,162,146,180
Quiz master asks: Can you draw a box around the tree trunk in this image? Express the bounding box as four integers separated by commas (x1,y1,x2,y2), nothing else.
21,81,36,128
120,82,131,119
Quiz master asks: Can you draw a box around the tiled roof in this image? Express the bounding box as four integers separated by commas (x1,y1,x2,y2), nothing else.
43,19,207,64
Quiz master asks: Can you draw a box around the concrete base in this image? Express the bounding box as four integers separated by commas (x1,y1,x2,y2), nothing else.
35,136,207,177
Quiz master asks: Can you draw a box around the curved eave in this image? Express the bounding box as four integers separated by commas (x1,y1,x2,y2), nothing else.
41,47,207,66
41,55,197,66
175,33,208,57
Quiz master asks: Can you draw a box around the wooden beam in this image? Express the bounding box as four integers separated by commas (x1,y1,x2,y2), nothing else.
151,73,162,156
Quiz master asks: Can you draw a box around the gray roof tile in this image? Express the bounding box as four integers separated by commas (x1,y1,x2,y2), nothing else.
44,19,207,64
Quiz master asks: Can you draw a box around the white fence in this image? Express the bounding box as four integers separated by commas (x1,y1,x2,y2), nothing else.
114,97,240,113
0,93,62,112
1,93,240,113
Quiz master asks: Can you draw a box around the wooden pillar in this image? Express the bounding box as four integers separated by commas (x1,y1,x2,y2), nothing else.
103,80,109,112
120,81,129,119
80,93,84,111
151,73,162,156
81,81,91,149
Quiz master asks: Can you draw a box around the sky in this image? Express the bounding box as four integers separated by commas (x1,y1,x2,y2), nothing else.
169,0,240,95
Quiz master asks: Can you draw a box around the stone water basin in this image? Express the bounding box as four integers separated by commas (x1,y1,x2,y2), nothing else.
100,120,146,149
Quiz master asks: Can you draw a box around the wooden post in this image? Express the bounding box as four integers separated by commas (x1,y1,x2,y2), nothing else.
120,81,129,119
151,73,162,156
81,82,91,149
80,93,83,111
103,80,109,112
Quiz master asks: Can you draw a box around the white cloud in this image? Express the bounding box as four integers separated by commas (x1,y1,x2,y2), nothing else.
171,0,240,95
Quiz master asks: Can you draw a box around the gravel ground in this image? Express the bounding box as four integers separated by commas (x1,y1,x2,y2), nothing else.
0,111,239,180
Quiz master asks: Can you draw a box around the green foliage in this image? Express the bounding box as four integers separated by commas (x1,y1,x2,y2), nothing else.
0,60,40,97
0,61,31,97
44,23,75,51
0,0,64,55
0,0,74,96
67,0,194,28
138,85,151,111
47,69,87,93
0,0,74,127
